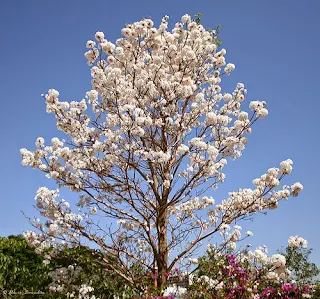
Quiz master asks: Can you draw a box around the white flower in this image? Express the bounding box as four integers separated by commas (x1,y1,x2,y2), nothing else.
219,224,230,232
291,182,303,197
288,235,308,248
86,90,98,101
121,28,132,37
266,271,279,282
270,254,286,268
94,31,104,42
258,107,268,117
253,249,268,264
223,93,233,102
189,137,207,149
177,144,189,154
51,137,63,148
228,241,236,251
246,231,254,237
280,159,293,174
86,40,96,48
35,137,45,148
206,112,217,125
203,196,215,205
224,63,235,73
181,14,191,24
115,47,124,56
238,112,248,121
43,259,50,265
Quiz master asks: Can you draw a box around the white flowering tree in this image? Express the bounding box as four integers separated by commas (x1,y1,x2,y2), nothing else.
21,14,303,289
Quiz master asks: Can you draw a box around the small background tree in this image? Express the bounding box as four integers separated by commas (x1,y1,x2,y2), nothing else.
282,246,319,284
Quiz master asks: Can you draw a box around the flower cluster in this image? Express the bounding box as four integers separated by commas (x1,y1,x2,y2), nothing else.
48,265,96,299
184,240,313,299
288,235,308,248
23,186,88,256
215,161,303,221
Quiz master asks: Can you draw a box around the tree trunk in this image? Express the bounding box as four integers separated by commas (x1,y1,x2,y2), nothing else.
157,205,168,289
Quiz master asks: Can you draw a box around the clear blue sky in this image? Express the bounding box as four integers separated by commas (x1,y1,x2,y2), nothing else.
1,0,319,264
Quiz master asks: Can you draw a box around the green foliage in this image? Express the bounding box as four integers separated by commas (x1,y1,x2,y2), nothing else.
281,246,319,284
193,13,202,25
0,235,53,297
192,13,222,47
0,235,132,298
210,24,222,48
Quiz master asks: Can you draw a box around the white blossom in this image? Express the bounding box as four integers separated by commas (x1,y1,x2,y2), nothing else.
270,253,286,268
181,14,191,24
291,182,303,197
246,230,254,237
288,235,308,248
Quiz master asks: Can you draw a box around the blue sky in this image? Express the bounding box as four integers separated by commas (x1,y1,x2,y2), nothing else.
1,0,319,264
